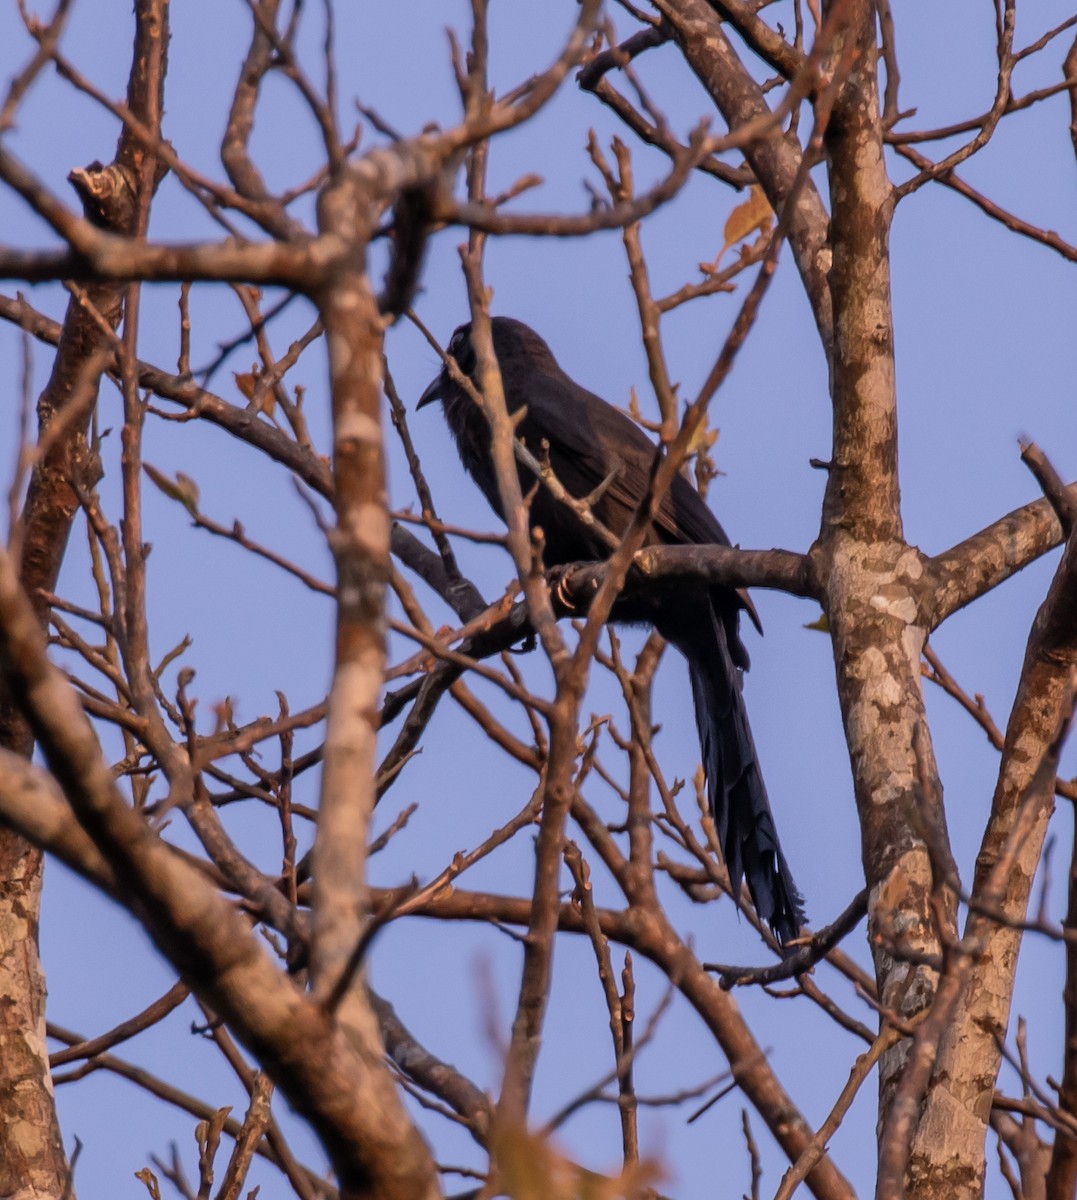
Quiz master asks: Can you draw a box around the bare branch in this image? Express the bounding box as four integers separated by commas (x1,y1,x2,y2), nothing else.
928,486,1076,625
894,144,1077,265
0,539,437,1197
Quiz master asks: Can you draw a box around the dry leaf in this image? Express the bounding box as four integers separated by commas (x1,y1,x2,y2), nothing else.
718,184,773,262
491,1119,665,1200
234,368,258,400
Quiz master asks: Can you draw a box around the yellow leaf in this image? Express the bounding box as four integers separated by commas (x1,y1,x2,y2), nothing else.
719,184,773,260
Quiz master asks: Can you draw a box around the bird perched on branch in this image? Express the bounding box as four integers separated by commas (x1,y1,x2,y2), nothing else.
418,316,804,944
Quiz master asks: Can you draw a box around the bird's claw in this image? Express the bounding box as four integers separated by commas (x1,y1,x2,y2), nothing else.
552,570,577,612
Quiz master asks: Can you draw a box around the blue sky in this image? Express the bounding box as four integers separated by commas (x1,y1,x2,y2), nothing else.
2,1,1077,1196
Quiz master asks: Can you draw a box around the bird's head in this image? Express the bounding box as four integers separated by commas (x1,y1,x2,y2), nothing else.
417,322,476,412
417,317,556,412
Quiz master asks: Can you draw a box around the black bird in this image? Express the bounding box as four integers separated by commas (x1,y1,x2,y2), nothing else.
418,316,804,944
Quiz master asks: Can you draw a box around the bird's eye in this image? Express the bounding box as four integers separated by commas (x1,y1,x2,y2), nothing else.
448,327,467,358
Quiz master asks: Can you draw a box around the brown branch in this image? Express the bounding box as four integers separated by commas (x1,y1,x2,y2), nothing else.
564,842,638,1162
1047,810,1077,1198
775,1025,901,1200
897,519,1077,1196
893,0,1016,198
40,48,267,240
920,644,1077,807
0,747,116,891
577,23,755,189
992,1108,1052,1200
894,143,1077,264
454,103,578,1130
876,0,901,126
216,1072,275,1200
49,980,189,1068
710,889,868,989
301,251,436,1186
0,539,436,1197
371,988,494,1142
221,0,289,228
0,0,74,133
449,677,542,769
887,77,1076,145
590,133,679,436
928,485,1077,624
1067,33,1077,163
583,543,813,596
0,2,646,292
384,358,486,621
655,0,834,353
922,644,1005,751
1022,440,1077,534
47,1023,326,1200
882,685,1075,1198
0,5,171,1194
370,883,857,1200
241,0,341,168
438,128,707,236
0,290,497,635
707,0,805,80
883,13,1076,150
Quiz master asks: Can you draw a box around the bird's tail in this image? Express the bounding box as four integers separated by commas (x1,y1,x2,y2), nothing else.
669,599,805,945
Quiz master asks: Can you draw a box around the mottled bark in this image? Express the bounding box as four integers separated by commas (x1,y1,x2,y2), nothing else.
928,489,1077,624
0,844,60,1200
813,1,957,1192
0,4,169,1195
915,527,1077,1200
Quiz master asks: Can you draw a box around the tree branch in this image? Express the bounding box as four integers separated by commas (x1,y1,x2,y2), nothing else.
928,486,1076,625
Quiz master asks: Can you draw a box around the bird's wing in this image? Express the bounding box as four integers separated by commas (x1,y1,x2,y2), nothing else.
516,373,733,550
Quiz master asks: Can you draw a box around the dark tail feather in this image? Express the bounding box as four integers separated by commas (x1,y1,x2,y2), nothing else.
674,603,805,945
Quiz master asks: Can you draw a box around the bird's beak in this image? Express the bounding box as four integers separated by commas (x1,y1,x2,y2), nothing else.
416,372,443,410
